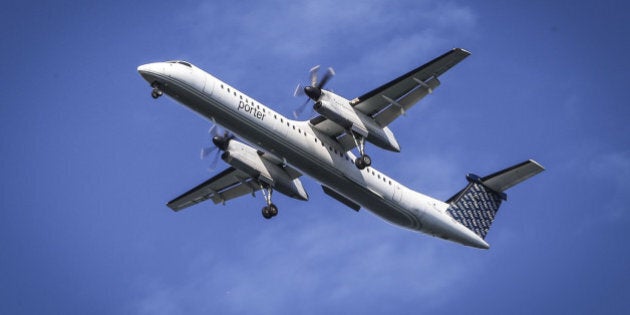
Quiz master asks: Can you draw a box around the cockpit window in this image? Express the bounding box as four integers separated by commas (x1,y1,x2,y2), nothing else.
166,60,192,68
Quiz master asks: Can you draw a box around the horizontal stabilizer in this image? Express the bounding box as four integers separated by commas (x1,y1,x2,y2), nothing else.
446,160,544,239
480,159,545,192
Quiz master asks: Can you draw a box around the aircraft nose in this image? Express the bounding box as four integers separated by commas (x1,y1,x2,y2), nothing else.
137,63,163,83
137,64,149,74
137,63,161,74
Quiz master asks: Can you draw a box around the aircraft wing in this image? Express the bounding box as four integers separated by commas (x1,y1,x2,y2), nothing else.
167,167,260,211
352,48,470,126
309,48,470,148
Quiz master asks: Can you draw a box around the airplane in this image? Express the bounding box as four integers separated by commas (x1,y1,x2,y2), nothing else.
137,48,544,249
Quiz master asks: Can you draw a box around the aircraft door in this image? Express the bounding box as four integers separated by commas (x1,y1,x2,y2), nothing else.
393,185,403,203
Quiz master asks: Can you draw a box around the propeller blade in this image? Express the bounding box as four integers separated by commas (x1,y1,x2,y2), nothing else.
200,146,217,159
317,67,335,89
293,65,334,118
309,65,320,87
207,152,221,171
201,120,237,171
208,124,219,136
293,83,304,97
293,98,311,118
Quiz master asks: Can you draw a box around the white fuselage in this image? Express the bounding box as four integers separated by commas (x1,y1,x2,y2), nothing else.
138,61,489,249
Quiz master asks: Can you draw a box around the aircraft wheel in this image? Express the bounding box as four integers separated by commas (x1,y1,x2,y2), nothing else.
361,154,372,167
355,158,366,170
269,204,278,217
262,206,273,219
151,90,161,99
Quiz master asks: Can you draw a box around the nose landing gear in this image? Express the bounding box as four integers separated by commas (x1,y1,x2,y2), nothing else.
151,82,163,99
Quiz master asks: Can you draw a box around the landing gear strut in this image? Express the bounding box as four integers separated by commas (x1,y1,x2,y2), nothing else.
151,82,163,99
260,185,278,219
351,132,371,170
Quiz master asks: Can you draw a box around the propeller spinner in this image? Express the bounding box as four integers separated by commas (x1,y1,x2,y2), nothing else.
293,65,335,118
200,122,234,171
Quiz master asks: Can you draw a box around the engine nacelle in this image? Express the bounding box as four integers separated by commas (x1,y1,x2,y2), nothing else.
220,140,308,201
313,100,400,152
313,100,354,130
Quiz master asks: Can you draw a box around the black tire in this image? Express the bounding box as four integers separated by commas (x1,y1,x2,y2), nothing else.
151,90,160,99
262,206,272,219
362,154,372,167
355,157,366,170
269,204,278,217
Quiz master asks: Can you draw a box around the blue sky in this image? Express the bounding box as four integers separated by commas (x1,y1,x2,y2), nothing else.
1,0,629,314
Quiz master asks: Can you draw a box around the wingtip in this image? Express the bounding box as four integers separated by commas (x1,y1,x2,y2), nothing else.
528,159,545,171
454,47,472,55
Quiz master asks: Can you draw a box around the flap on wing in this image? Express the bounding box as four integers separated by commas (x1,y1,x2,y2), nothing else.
167,167,259,211
373,76,440,126
351,48,470,118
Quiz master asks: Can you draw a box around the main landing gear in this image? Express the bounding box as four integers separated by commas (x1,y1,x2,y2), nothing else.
260,185,278,219
151,82,163,99
351,132,371,170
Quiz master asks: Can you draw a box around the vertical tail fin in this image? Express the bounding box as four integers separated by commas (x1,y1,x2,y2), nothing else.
446,160,544,239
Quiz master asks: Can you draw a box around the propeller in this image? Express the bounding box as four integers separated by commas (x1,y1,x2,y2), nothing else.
200,122,234,171
293,65,335,118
